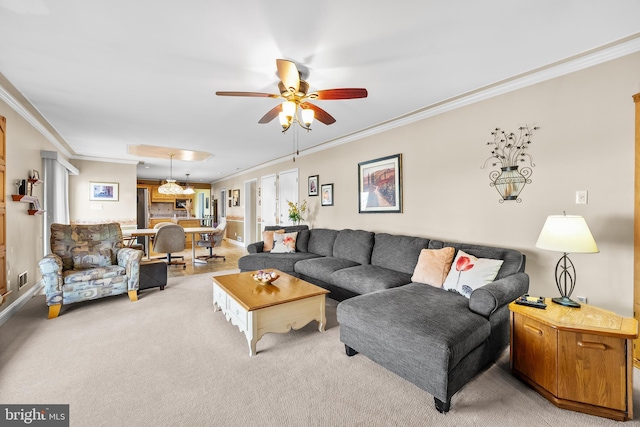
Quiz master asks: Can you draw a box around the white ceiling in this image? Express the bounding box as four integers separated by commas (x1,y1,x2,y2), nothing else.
1,1,640,184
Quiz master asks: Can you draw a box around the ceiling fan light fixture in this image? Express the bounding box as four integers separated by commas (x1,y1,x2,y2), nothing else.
278,112,290,131
301,108,314,127
282,101,296,118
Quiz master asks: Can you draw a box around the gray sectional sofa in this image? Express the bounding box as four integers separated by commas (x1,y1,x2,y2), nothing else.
239,225,528,412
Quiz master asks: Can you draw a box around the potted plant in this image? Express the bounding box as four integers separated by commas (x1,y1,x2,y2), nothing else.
287,200,307,225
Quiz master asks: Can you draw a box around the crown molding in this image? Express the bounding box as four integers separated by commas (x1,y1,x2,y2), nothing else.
0,83,73,158
300,33,640,158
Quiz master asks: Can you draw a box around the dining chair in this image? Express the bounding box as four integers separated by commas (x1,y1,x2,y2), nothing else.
196,220,227,262
153,224,186,268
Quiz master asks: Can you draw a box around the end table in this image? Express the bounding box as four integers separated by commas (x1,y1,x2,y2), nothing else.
509,298,638,421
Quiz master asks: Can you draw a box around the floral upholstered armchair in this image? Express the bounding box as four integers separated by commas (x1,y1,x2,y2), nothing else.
38,223,143,319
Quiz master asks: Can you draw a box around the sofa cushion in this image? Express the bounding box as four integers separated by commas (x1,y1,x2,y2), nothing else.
371,233,430,274
238,252,321,273
296,229,310,252
429,240,524,278
63,265,126,284
411,247,455,287
330,265,412,295
307,228,339,257
333,229,375,265
271,232,298,253
337,283,490,371
294,257,360,279
442,250,504,298
71,248,113,269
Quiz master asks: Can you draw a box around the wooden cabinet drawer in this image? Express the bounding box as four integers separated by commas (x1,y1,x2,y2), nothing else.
512,313,558,395
213,284,227,310
228,296,247,332
558,331,626,410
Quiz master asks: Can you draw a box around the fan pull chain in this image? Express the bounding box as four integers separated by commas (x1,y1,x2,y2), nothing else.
292,126,299,162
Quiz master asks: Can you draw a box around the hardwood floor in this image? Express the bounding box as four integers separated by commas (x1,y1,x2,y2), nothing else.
149,239,247,278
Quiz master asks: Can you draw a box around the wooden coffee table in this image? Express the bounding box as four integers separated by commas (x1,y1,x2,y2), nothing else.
212,270,329,356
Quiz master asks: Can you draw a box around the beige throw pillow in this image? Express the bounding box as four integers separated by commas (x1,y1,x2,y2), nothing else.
262,229,285,252
411,247,455,287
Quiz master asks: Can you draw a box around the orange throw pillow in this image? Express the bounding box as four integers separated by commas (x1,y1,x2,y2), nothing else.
262,229,285,252
411,247,455,287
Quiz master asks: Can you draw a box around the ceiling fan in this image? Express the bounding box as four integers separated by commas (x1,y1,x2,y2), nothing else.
216,59,368,133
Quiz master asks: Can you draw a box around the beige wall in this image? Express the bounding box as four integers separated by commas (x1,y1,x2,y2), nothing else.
69,159,137,225
1,98,55,310
214,52,640,316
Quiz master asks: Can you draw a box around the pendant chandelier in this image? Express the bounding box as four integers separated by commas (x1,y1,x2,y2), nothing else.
183,173,195,195
158,153,184,195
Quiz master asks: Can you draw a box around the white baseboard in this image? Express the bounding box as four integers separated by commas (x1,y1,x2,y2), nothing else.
225,238,245,248
0,281,44,328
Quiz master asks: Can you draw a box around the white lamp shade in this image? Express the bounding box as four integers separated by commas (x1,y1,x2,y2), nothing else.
301,108,314,126
535,215,599,254
278,112,288,127
282,101,296,118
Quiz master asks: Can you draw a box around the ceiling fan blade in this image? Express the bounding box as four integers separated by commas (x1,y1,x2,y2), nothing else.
216,91,280,98
258,104,282,124
301,102,336,125
276,59,300,93
311,88,368,100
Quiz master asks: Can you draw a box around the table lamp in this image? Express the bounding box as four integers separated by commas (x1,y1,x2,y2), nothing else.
535,213,599,308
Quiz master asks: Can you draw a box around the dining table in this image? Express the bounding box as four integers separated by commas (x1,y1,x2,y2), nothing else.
123,227,218,265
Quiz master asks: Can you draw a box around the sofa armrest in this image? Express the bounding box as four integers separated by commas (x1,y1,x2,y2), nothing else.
38,254,63,306
117,248,144,291
469,272,529,317
247,241,264,254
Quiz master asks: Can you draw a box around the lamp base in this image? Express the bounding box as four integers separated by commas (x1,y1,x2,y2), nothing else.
551,296,581,308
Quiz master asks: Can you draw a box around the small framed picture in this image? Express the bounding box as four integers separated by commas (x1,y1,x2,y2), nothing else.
232,189,241,207
308,175,319,196
89,182,119,201
321,183,334,206
32,198,41,210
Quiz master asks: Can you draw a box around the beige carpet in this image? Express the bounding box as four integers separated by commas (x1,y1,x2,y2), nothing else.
1,272,638,427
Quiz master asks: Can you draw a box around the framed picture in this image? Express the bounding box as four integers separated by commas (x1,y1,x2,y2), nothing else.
308,175,319,196
232,189,241,206
358,154,402,213
321,183,334,206
89,182,119,201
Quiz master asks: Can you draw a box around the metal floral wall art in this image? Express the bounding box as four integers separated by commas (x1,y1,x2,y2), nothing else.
481,125,538,203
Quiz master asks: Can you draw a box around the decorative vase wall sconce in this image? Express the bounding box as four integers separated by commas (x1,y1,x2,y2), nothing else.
481,125,538,203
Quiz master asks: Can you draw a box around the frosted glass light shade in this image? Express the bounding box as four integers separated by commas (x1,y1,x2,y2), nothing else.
282,101,296,118
535,215,599,254
301,108,314,126
158,179,184,195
